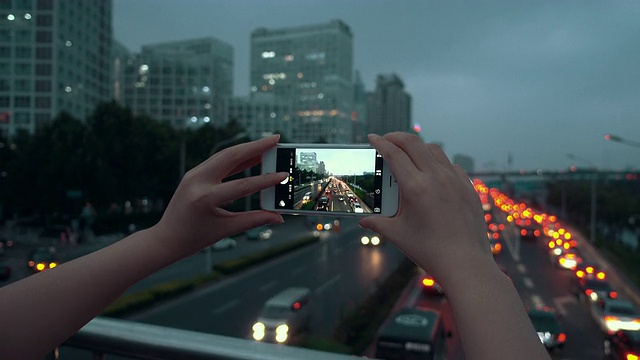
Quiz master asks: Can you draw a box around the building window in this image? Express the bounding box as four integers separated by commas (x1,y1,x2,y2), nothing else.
36,47,51,59
35,64,51,75
35,80,51,92
36,14,52,26
14,79,31,91
0,96,8,107
35,97,50,108
15,63,31,75
36,31,52,43
37,0,53,10
15,47,31,59
15,30,31,42
14,96,31,107
0,46,10,58
14,112,31,125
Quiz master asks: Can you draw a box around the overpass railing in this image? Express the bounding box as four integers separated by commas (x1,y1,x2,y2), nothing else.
57,317,363,360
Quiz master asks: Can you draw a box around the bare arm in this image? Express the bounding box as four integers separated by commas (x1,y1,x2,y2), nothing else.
359,132,550,360
0,135,287,360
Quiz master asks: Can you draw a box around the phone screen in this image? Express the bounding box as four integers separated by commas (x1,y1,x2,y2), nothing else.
274,147,385,214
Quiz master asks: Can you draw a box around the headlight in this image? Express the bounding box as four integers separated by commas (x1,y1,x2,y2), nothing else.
371,236,380,246
589,292,599,301
275,324,289,343
361,236,370,245
404,342,431,352
252,322,265,332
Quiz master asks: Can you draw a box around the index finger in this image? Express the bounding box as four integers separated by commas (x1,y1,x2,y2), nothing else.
368,134,419,187
198,135,280,181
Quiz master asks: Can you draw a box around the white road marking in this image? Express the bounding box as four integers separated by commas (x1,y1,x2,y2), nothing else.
553,295,578,316
523,277,535,289
517,264,527,274
314,274,342,295
212,299,239,314
503,225,521,262
259,280,278,292
531,294,545,309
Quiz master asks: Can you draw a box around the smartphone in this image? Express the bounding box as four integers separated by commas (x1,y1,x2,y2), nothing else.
261,143,399,216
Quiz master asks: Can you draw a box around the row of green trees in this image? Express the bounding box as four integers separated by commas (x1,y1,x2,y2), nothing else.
0,101,252,222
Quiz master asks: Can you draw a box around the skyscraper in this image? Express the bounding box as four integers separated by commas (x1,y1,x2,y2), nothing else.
122,37,233,129
0,0,113,137
366,74,412,136
250,20,354,143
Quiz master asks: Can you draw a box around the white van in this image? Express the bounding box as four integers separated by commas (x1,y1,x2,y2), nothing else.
252,287,312,344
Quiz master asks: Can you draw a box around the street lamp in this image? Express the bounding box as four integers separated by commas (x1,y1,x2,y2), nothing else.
566,153,597,244
604,134,640,150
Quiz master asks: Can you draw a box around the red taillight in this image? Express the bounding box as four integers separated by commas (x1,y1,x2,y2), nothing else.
492,232,499,240
520,229,526,236
485,214,492,222
292,302,301,310
422,278,435,287
609,291,618,299
499,224,505,231
557,333,566,343
534,230,540,237
585,289,594,296
494,243,502,251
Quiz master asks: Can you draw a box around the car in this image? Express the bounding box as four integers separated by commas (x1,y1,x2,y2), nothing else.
27,247,59,273
557,252,582,270
302,192,312,203
246,226,272,240
591,298,640,334
375,307,449,360
317,196,329,211
604,330,640,359
337,195,345,202
360,232,382,246
211,237,237,251
574,277,616,302
353,202,364,213
517,221,542,241
0,236,14,251
252,287,312,344
420,273,444,295
527,307,566,352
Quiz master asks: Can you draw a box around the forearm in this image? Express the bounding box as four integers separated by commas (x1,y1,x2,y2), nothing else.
439,257,551,360
0,226,179,359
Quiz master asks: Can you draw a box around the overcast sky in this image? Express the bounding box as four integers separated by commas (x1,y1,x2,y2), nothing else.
113,0,640,172
298,148,376,175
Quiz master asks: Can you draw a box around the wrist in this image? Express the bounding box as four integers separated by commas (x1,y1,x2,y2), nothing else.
434,253,503,295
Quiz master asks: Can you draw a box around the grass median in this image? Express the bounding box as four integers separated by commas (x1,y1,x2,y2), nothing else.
103,234,320,317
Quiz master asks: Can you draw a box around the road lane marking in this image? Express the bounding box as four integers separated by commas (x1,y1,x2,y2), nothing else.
517,264,527,274
553,295,577,316
259,280,277,292
212,299,239,314
314,274,342,295
523,277,535,289
531,294,545,309
503,225,521,262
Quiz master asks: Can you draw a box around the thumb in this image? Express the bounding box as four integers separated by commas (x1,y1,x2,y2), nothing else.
359,216,396,240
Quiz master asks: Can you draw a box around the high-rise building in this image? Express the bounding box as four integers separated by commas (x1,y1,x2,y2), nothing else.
250,20,354,143
366,74,412,136
0,0,113,137
228,94,292,140
122,37,233,129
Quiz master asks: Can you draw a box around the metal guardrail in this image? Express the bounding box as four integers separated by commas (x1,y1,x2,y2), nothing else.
61,317,363,360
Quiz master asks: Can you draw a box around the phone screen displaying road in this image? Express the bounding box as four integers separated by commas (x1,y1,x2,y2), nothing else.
274,147,384,214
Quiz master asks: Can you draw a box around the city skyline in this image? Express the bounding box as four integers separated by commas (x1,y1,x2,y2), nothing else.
297,148,375,176
113,1,640,172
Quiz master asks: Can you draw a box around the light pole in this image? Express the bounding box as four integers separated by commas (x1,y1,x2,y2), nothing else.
566,153,598,244
605,134,640,150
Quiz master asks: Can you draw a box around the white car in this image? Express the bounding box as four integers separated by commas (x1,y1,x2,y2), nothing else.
591,298,640,333
211,237,237,251
353,202,364,213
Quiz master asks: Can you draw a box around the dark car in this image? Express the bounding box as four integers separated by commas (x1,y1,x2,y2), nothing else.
528,307,566,352
27,247,59,273
574,277,615,303
317,196,329,211
604,330,640,359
